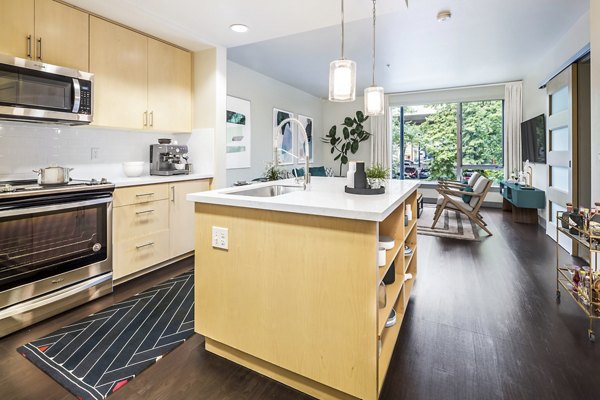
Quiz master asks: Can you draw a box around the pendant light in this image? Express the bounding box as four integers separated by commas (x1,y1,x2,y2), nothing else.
329,0,356,102
364,0,384,116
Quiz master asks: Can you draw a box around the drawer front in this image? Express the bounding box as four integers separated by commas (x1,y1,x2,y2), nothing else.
113,184,169,207
113,230,170,280
113,200,169,241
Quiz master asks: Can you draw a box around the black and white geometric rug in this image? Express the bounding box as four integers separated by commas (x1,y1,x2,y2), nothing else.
17,270,195,400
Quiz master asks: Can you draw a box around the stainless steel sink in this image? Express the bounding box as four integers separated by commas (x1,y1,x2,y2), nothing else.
228,185,304,197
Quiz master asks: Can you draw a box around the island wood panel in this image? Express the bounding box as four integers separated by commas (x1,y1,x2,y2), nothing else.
90,16,148,129
147,38,192,132
34,0,89,70
195,203,379,400
0,0,34,59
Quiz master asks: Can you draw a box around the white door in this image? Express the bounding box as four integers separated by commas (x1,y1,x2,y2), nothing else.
545,65,577,253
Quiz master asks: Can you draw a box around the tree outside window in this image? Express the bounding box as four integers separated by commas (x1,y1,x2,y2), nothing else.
391,100,504,183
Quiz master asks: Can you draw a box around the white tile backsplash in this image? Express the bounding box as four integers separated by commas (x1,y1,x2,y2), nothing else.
0,121,214,181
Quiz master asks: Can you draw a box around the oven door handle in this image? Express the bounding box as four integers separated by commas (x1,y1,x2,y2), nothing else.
0,197,112,218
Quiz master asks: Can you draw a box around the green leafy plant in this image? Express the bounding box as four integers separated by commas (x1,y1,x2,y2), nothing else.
263,162,284,181
321,111,371,176
366,164,389,179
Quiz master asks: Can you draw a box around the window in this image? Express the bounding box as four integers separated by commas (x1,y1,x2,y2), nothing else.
391,100,504,183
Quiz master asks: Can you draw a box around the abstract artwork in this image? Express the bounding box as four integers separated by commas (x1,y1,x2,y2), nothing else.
273,108,294,165
226,96,251,169
297,114,313,163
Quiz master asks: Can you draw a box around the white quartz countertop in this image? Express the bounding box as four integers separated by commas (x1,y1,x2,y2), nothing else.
187,177,420,221
110,173,213,188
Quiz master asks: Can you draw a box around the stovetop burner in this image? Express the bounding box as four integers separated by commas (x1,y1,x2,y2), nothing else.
0,178,115,199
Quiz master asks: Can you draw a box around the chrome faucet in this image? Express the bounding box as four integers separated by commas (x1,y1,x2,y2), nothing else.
273,117,311,189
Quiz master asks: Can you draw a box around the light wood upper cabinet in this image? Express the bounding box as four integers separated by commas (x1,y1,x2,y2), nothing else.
34,0,89,71
148,39,192,133
90,16,148,130
0,0,35,59
0,0,88,71
169,180,210,258
90,18,192,132
0,0,192,132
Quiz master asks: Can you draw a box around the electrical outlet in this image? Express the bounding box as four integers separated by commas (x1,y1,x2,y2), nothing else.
91,147,99,160
212,226,229,250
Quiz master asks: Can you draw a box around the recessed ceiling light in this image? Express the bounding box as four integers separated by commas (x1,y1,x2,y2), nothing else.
230,24,249,33
437,10,451,22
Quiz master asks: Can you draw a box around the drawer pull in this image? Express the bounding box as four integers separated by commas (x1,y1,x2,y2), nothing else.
136,192,155,197
136,242,155,249
135,209,155,215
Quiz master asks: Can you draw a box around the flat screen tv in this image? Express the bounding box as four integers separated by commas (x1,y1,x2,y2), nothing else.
521,114,546,163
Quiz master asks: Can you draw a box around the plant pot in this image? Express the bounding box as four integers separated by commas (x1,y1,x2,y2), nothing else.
368,178,383,189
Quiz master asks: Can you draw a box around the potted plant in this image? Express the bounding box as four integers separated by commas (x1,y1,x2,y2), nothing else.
264,162,284,181
321,111,371,176
366,164,389,189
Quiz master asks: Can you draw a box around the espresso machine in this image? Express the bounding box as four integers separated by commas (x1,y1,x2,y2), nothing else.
150,144,191,176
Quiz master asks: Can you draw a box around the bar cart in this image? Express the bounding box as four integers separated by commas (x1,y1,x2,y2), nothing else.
555,211,600,342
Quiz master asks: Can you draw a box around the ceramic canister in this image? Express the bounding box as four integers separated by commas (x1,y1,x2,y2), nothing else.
378,247,386,267
354,162,367,189
347,161,357,188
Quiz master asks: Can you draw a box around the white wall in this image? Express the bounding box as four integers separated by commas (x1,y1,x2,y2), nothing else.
591,4,600,204
321,96,371,177
522,11,590,220
193,47,227,188
226,61,324,186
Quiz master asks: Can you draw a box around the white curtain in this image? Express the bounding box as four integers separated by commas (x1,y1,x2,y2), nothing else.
504,82,523,179
370,95,391,171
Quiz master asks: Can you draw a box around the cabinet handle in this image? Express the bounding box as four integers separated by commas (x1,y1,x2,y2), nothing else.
136,192,154,197
26,35,32,58
171,186,175,203
36,37,42,60
135,209,155,215
143,111,148,127
136,241,155,249
149,111,154,127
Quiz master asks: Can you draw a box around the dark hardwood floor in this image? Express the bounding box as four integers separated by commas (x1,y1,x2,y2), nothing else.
1,209,599,400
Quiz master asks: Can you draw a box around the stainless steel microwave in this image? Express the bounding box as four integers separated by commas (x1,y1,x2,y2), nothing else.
0,53,93,125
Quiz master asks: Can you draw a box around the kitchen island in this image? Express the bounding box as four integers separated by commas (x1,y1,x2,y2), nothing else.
188,177,420,400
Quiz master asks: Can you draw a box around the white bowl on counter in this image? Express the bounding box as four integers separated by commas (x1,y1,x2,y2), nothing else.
122,161,145,177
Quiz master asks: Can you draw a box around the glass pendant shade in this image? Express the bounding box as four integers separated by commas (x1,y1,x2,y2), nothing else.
329,59,356,102
364,86,384,116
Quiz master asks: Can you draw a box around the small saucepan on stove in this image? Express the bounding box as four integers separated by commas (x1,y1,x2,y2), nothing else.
32,165,74,185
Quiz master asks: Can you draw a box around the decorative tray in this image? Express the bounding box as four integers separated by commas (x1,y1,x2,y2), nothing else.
345,186,385,195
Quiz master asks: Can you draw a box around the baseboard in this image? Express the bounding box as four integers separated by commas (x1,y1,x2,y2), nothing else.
204,338,359,400
538,215,547,229
113,252,193,286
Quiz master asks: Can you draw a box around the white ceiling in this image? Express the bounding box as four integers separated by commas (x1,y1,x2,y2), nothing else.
65,0,589,97
63,0,406,50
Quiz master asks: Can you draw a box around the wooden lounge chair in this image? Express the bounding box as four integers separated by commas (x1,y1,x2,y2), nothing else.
432,175,493,236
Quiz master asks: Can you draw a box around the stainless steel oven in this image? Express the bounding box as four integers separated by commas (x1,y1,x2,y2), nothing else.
0,53,93,125
0,181,113,337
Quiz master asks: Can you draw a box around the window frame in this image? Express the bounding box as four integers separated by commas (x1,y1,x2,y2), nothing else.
395,99,505,182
